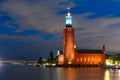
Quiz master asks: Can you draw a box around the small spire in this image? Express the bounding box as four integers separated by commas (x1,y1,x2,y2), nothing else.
67,7,71,13
103,44,105,48
102,44,106,54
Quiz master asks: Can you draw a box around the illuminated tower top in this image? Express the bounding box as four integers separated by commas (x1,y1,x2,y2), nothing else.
65,7,72,27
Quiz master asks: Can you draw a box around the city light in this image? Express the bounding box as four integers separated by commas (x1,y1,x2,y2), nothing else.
57,50,60,55
106,60,112,66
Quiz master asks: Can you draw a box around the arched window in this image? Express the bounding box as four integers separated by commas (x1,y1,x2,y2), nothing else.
88,57,90,62
81,58,82,62
84,58,86,62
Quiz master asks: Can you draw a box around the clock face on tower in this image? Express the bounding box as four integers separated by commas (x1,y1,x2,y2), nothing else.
65,16,72,27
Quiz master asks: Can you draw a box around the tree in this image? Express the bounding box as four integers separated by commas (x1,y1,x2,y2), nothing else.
48,51,55,63
37,57,43,64
108,54,120,64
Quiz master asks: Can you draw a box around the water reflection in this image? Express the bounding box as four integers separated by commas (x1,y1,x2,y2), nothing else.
57,68,77,80
110,69,120,80
104,69,120,80
104,70,110,80
1,64,120,80
57,67,105,80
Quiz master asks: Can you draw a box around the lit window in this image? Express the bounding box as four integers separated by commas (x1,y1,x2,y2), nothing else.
81,58,82,61
88,58,90,62
92,58,94,61
84,58,86,61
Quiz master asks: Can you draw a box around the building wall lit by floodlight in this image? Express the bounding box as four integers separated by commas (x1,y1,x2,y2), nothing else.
57,9,106,66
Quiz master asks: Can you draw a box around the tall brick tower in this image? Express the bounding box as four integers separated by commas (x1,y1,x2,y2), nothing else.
63,8,75,65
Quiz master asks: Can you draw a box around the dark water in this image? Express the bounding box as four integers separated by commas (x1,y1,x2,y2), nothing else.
0,64,120,80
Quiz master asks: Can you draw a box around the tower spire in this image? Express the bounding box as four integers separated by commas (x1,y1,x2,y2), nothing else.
67,7,71,13
65,7,72,27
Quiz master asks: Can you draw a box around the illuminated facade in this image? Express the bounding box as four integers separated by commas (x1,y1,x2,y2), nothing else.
64,27,75,64
74,47,105,65
57,9,105,66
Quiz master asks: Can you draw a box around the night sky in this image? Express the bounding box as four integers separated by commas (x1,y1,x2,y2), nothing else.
1,0,120,60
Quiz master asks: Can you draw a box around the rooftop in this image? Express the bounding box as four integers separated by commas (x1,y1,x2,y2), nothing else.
76,49,103,54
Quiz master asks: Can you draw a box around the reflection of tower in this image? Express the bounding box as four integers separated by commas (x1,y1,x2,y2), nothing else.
64,8,75,65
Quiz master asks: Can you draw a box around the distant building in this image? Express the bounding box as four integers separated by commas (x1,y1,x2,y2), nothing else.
57,9,106,66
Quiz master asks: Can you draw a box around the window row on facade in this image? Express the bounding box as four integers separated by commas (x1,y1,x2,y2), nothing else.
74,55,104,65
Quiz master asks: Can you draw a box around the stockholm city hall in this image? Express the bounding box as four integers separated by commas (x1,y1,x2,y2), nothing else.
56,8,106,67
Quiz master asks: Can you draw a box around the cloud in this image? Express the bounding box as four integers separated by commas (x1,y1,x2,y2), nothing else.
1,0,120,53
1,0,75,33
74,14,120,51
0,34,39,41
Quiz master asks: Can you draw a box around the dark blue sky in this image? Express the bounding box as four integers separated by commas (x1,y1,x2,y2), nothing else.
1,0,120,60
